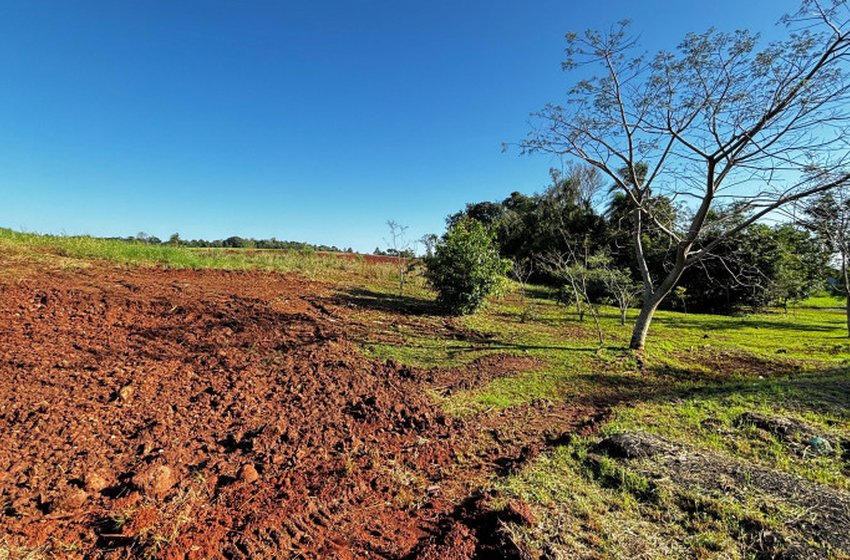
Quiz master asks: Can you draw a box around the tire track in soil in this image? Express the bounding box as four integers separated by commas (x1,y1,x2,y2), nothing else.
0,264,611,559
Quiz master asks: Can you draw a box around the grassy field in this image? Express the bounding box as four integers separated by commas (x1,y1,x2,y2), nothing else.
2,229,849,558
0,227,401,284
337,259,850,558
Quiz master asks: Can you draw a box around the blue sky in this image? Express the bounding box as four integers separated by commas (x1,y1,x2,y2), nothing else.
1,0,790,251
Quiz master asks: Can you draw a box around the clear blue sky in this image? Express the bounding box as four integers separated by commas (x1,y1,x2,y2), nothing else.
1,0,790,251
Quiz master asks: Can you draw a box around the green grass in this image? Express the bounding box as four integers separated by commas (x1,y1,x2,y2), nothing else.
337,277,849,558
800,293,847,309
0,227,401,283
365,340,492,369
4,227,849,558
493,439,797,560
603,372,850,489
439,295,850,411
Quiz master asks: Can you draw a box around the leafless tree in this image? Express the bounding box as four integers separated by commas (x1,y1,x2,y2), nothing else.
385,220,413,296
540,249,605,345
522,1,850,350
595,255,643,325
510,257,535,305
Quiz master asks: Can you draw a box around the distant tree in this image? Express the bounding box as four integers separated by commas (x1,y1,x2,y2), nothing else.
540,248,605,344
596,254,642,325
679,222,771,313
536,165,607,248
168,233,181,246
522,2,850,349
510,257,535,305
424,218,510,315
385,220,414,295
672,286,688,313
605,169,679,286
674,219,828,313
448,164,607,272
770,225,830,312
419,234,438,258
801,185,850,335
448,201,504,228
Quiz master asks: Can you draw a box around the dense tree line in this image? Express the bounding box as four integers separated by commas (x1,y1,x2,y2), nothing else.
448,165,837,315
123,232,352,253
120,232,354,253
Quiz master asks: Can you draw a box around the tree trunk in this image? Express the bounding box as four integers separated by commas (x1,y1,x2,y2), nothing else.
630,168,718,350
843,256,850,337
571,282,584,321
629,292,665,350
398,257,405,296
588,304,604,345
845,292,849,338
633,207,654,300
629,253,688,350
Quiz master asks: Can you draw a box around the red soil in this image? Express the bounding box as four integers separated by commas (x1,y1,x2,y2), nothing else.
206,248,405,266
0,263,607,559
323,251,407,265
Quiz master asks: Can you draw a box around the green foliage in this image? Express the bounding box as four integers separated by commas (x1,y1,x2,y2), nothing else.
679,219,830,313
448,172,832,316
605,187,678,281
424,218,510,315
770,224,831,309
449,165,607,281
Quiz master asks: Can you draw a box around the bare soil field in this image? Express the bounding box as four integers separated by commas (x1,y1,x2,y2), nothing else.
0,262,606,559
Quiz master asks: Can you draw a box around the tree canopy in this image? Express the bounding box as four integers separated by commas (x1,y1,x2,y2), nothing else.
520,0,850,348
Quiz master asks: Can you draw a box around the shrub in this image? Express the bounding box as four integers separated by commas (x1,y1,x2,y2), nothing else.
424,218,510,314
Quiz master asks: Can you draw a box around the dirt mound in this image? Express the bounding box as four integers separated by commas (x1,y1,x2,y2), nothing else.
0,263,609,559
405,495,535,560
669,348,801,379
0,267,458,558
738,412,836,455
594,431,850,556
594,431,677,459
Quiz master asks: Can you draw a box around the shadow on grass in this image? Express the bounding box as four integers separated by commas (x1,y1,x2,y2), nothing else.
334,288,443,316
525,285,556,301
337,286,849,419
589,364,850,421
362,335,621,356
651,314,840,333
648,365,850,408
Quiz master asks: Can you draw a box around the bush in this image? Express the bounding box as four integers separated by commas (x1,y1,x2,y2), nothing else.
424,218,510,314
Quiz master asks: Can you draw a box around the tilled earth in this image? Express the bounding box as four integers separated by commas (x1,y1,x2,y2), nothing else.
0,263,607,559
